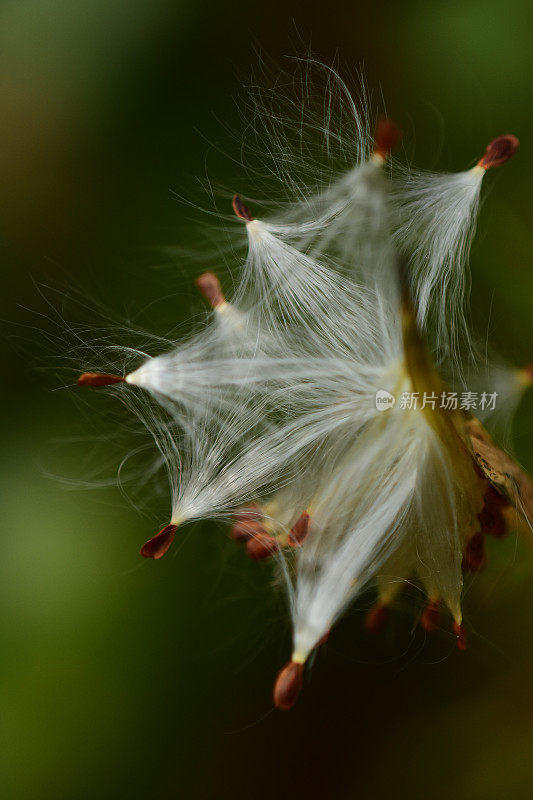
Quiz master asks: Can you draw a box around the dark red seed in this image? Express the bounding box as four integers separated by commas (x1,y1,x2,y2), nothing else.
477,135,519,170
195,272,226,309
234,504,262,524
420,600,440,632
77,372,124,387
140,524,177,559
478,506,504,537
479,484,509,538
245,533,280,561
232,194,254,222
462,531,486,572
364,602,389,633
230,519,264,543
374,118,401,159
273,661,304,711
288,512,310,547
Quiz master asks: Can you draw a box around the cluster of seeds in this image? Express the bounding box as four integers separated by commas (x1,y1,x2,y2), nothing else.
75,69,531,710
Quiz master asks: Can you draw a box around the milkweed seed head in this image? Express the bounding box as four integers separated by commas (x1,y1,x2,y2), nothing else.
477,134,520,170
69,60,533,709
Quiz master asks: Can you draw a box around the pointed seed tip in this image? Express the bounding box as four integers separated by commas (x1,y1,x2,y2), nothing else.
273,661,304,711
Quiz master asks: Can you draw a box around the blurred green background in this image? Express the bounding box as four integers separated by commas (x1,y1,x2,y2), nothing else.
2,1,533,798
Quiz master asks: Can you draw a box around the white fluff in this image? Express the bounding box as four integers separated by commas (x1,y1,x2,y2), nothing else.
72,62,524,683
392,166,484,369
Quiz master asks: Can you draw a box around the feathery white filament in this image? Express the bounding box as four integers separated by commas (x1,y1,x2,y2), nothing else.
392,166,484,368
73,63,522,686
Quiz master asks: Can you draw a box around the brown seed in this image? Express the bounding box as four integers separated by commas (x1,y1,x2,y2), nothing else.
288,512,311,547
364,602,389,633
140,524,177,559
374,118,401,160
273,661,304,711
462,531,486,572
453,621,467,651
230,519,264,543
234,504,262,524
245,533,280,561
195,272,226,309
420,600,441,632
232,194,254,222
478,484,509,538
477,135,519,170
77,372,124,387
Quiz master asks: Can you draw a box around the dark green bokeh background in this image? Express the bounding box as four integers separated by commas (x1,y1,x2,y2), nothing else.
2,2,533,798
